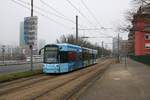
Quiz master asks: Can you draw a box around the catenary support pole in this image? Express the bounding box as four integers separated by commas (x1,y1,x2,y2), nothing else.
30,0,33,71
76,15,78,44
118,33,120,62
101,41,104,57
31,0,33,17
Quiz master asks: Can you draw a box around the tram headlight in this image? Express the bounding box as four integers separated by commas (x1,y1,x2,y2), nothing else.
43,66,46,69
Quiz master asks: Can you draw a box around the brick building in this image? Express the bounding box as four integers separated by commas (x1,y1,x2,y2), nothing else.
128,5,150,56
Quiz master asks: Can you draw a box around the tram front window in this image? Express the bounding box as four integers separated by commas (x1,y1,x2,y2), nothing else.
44,47,58,63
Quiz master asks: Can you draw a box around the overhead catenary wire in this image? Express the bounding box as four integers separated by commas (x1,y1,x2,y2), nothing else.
80,0,102,28
11,0,71,29
40,0,75,24
40,0,87,28
141,0,150,5
79,0,113,37
65,0,112,33
65,0,96,27
81,36,113,38
18,0,77,25
40,0,69,19
81,0,112,30
14,0,112,35
22,0,106,31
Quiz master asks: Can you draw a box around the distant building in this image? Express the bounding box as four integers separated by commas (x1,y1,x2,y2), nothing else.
113,37,128,56
19,22,25,48
19,21,28,55
0,45,24,60
129,5,150,56
120,40,128,56
128,30,134,54
112,37,122,56
24,17,38,55
19,20,38,56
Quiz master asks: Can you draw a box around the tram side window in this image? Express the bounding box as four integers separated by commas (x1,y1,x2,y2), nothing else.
82,52,85,61
145,34,150,40
90,54,93,59
60,51,68,63
93,54,97,59
78,52,82,60
68,52,77,61
83,52,89,61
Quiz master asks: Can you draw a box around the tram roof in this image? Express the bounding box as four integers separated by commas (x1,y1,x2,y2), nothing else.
56,43,81,48
45,43,97,53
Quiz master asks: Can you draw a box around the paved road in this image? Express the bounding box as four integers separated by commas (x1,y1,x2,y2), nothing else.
0,63,42,74
79,58,150,100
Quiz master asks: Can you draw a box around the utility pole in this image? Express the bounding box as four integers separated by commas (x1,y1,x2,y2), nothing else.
117,33,120,62
76,15,78,45
124,41,128,68
31,0,33,16
30,0,33,71
101,41,104,57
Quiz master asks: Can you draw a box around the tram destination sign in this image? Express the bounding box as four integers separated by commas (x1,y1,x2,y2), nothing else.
24,16,38,45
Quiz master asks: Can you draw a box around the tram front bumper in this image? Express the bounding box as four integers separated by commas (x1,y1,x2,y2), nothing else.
43,64,60,73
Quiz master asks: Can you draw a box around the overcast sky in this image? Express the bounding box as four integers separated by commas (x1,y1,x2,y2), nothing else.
0,0,132,48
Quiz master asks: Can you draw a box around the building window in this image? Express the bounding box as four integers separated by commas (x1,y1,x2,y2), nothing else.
144,24,150,31
145,43,150,49
144,34,150,40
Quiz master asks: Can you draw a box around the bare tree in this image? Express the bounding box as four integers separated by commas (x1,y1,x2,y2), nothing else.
116,0,148,33
56,34,89,46
56,34,111,57
56,35,67,43
132,0,150,6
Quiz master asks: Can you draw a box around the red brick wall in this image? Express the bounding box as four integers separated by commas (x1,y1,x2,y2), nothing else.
135,31,144,55
134,19,150,55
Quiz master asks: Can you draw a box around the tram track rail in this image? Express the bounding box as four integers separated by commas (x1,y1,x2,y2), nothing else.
32,61,108,100
0,59,113,100
0,74,44,87
0,75,56,96
35,60,112,100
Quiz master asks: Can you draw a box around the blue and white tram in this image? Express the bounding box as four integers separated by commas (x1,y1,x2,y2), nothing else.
40,43,97,74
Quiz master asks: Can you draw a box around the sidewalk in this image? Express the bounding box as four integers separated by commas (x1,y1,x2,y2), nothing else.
79,58,150,100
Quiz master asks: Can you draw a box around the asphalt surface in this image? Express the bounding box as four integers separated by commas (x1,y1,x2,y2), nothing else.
0,63,42,74
79,58,150,100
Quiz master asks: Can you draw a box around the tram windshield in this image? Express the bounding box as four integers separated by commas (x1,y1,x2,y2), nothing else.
44,47,58,63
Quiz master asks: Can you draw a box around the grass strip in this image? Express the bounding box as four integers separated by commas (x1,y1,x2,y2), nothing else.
0,70,42,83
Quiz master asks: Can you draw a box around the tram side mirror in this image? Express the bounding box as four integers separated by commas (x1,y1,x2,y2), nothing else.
39,48,44,55
59,47,62,50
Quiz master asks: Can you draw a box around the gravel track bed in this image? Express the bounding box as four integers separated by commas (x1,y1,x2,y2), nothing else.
0,75,55,95
32,61,108,100
36,60,112,100
0,74,44,87
0,60,112,100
